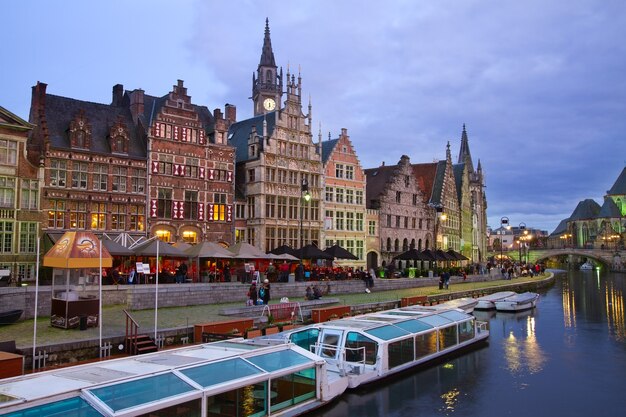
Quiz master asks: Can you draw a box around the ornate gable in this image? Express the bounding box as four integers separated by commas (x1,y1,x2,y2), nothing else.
108,116,129,154
68,109,92,149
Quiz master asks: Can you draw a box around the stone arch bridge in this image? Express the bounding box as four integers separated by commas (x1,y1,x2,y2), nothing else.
526,248,624,271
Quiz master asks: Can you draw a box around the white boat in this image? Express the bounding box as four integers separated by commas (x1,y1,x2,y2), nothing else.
475,291,517,310
494,292,540,312
0,306,489,416
580,261,594,271
430,297,478,313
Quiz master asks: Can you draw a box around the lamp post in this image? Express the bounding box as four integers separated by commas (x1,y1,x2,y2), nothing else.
519,222,526,264
299,178,311,265
500,217,509,268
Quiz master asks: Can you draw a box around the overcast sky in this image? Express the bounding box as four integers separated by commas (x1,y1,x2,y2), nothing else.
2,0,625,233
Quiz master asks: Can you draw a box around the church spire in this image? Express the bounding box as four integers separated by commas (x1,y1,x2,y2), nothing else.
457,123,474,172
259,18,276,67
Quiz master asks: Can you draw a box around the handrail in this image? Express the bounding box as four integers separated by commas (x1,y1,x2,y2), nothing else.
123,309,140,355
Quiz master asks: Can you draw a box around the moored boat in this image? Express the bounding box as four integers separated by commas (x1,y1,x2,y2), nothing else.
0,309,23,325
428,297,478,313
475,291,517,310
580,261,594,271
494,292,540,312
0,305,488,416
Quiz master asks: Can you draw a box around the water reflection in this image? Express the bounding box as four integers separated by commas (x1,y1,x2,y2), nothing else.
562,269,626,341
500,311,546,376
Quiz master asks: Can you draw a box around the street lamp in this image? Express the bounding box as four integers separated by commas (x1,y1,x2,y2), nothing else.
519,222,526,264
500,217,509,268
299,177,312,258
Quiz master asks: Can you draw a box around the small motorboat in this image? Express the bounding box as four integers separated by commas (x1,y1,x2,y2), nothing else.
0,309,23,325
430,297,478,313
475,291,517,310
495,292,540,312
580,262,594,271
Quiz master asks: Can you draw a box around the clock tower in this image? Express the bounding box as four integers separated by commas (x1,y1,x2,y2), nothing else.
253,18,283,116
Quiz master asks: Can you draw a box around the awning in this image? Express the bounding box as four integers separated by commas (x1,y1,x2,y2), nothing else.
43,231,113,269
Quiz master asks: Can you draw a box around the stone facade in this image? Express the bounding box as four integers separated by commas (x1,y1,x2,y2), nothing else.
0,105,42,283
321,128,367,269
365,155,431,266
146,80,235,244
228,21,323,251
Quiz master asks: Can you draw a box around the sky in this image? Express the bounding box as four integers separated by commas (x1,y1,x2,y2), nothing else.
2,0,625,233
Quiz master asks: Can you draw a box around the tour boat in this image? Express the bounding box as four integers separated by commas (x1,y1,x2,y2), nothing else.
475,291,517,310
579,261,594,271
0,306,488,416
494,292,540,312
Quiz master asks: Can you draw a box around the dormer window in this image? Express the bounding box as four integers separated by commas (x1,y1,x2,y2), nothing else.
69,110,92,149
108,117,129,154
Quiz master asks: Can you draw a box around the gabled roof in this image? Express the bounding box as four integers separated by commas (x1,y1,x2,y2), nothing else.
607,167,626,196
0,105,34,131
598,196,622,219
569,199,601,221
549,218,569,237
412,163,437,203
321,138,339,164
227,112,276,163
364,164,397,207
140,93,214,139
44,94,147,158
453,163,465,203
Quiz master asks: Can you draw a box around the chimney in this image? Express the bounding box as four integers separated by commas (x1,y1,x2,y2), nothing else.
213,108,223,120
112,84,124,106
129,89,144,122
30,82,47,121
382,161,385,166
225,104,236,123
341,128,348,137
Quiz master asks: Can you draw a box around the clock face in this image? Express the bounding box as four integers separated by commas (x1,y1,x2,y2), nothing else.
263,98,276,111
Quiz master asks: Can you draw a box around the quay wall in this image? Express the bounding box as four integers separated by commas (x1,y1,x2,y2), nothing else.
0,268,513,318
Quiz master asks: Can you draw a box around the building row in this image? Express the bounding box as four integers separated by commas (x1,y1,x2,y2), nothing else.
0,20,488,282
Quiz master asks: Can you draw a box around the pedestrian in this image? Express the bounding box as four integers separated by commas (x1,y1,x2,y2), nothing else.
260,278,271,305
223,265,231,282
247,282,258,306
127,266,136,285
444,271,450,289
305,285,314,300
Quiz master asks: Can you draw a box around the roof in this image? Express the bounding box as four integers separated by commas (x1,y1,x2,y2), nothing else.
598,197,622,219
227,112,276,162
364,164,397,208
569,199,601,221
549,218,569,237
321,138,339,164
607,167,626,196
453,163,465,203
44,94,147,158
412,162,438,203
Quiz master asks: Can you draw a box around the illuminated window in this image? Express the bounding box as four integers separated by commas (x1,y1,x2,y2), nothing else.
129,205,145,231
213,193,226,221
155,229,171,242
91,202,106,230
111,204,126,230
182,230,197,243
69,201,87,229
48,200,65,229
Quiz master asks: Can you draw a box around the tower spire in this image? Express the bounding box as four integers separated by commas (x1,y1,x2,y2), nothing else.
259,18,276,67
457,123,474,172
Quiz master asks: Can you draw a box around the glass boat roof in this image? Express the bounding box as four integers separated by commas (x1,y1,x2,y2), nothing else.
0,341,317,417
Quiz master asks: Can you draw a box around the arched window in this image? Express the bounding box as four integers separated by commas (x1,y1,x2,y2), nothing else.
418,239,422,250
266,69,272,83
394,239,399,252
402,238,408,251
410,239,416,250
76,130,86,148
386,238,392,252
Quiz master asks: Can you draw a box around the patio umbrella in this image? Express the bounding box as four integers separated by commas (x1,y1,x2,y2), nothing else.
297,244,334,260
392,248,429,261
102,238,134,257
272,253,300,261
131,239,186,257
435,249,456,261
172,241,193,252
420,249,438,262
269,244,297,256
185,241,233,258
228,242,273,259
447,249,469,261
324,244,358,260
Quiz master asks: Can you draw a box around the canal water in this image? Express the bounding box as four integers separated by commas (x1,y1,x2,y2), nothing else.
309,270,626,417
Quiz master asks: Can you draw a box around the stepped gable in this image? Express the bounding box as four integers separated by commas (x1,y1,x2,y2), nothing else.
569,199,601,221
364,163,397,208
